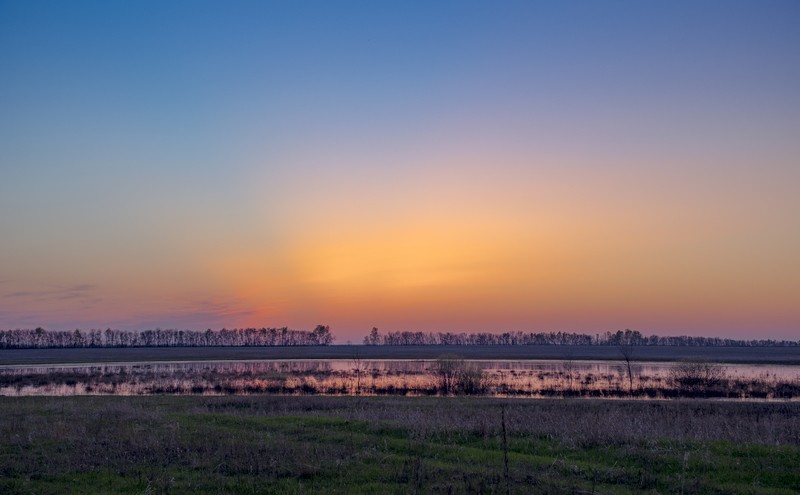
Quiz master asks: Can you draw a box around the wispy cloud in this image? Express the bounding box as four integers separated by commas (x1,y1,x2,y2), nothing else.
4,284,98,302
103,296,268,330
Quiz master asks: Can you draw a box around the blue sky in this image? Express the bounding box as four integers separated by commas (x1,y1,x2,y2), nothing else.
1,1,799,339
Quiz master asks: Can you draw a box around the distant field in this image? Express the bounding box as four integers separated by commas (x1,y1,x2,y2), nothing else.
0,396,797,494
2,344,800,365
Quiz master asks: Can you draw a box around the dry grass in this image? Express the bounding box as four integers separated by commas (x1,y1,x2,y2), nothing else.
0,396,798,494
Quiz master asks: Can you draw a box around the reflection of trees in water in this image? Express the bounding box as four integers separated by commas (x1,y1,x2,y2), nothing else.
2,359,799,399
5,359,796,377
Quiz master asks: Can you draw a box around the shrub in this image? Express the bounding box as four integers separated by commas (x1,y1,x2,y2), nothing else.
670,361,726,395
457,364,487,395
432,354,464,394
432,355,486,395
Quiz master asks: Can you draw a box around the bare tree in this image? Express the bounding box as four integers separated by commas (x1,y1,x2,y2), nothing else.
563,352,576,393
619,344,636,394
363,327,381,345
351,348,366,395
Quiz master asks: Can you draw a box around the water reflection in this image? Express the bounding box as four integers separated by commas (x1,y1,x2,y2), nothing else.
4,359,798,377
1,359,798,399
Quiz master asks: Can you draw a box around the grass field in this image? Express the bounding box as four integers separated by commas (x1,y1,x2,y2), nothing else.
3,344,800,365
1,396,798,494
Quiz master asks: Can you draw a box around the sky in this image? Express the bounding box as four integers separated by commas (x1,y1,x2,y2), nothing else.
1,1,798,341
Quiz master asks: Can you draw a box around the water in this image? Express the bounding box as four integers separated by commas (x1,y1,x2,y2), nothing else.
1,359,798,398
3,359,798,378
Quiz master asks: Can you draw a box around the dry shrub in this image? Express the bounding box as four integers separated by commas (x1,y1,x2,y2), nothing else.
456,363,487,395
669,361,726,394
431,354,464,394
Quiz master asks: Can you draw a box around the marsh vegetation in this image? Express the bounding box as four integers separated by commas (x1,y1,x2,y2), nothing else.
2,353,798,493
2,358,798,399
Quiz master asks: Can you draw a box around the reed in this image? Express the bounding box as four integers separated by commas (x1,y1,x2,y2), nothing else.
2,361,798,399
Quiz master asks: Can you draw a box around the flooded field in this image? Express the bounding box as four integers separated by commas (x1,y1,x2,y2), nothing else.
2,358,799,399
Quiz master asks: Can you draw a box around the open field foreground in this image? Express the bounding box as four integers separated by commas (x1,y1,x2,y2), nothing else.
1,396,798,494
3,345,800,366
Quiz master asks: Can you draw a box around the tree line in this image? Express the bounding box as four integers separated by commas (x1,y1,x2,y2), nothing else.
0,326,334,349
362,328,799,347
2,326,795,349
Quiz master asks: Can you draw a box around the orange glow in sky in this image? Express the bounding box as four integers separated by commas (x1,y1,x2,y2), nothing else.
2,2,799,340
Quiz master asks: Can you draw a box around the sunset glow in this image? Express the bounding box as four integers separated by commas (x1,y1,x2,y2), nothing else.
1,1,798,340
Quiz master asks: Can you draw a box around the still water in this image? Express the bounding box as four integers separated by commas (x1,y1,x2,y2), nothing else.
1,359,798,398
3,359,799,377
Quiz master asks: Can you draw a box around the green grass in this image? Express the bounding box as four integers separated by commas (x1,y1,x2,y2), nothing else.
0,396,798,494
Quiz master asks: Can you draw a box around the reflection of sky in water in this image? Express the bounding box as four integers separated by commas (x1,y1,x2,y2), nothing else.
3,359,799,380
